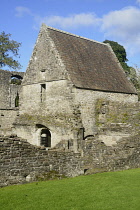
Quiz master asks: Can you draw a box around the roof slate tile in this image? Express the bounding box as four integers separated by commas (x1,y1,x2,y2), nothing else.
47,27,136,94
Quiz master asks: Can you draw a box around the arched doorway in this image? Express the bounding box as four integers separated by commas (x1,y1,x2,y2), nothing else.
40,128,51,147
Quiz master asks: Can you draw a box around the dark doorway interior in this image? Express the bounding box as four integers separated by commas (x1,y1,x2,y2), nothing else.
40,128,51,147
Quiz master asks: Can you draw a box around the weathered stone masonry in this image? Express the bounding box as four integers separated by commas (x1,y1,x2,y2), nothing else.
1,131,140,187
0,136,83,187
0,69,24,135
12,24,138,148
83,134,140,174
0,25,140,187
1,101,140,187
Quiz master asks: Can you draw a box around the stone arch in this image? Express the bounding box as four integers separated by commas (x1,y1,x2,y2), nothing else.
9,75,23,108
10,75,23,85
36,124,51,147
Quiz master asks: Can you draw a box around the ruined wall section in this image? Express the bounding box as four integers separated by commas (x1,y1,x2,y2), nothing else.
1,132,140,187
0,70,11,109
0,136,83,187
0,70,24,136
83,133,140,174
82,100,140,174
0,109,19,135
74,88,138,137
0,69,24,109
9,84,21,108
95,100,140,146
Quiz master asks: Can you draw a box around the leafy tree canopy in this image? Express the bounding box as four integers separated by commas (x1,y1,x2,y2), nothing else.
103,40,140,92
0,31,21,70
103,40,130,74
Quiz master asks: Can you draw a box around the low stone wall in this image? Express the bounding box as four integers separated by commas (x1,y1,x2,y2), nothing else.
1,132,140,187
0,136,83,187
83,133,140,174
82,100,140,173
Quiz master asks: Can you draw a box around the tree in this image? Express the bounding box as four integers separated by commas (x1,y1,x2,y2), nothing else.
0,31,21,70
103,40,130,75
103,40,140,92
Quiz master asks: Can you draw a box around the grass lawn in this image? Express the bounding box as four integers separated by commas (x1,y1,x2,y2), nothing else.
0,168,140,210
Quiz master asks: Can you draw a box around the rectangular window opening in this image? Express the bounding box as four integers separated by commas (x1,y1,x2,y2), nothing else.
41,84,46,102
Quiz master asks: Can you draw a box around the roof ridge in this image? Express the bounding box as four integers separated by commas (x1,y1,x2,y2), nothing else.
38,23,137,95
42,23,107,46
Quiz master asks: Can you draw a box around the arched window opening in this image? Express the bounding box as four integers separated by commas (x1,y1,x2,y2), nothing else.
15,92,19,107
10,75,23,85
40,128,51,147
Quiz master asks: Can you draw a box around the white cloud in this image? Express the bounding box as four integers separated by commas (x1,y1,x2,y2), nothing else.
15,5,140,59
15,7,100,29
15,6,32,17
101,7,140,55
39,13,100,29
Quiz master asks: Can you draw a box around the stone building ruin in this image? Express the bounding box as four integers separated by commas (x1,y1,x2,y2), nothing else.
0,70,24,135
1,24,140,186
0,24,138,151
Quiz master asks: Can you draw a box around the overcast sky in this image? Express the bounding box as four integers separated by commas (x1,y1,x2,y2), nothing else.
1,0,140,72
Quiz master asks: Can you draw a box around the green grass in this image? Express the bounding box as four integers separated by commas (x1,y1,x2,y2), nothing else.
1,168,140,210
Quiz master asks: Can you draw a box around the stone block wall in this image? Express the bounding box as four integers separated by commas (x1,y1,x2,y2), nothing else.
14,80,83,147
0,136,83,187
74,88,138,137
22,25,68,85
83,133,140,174
0,70,11,109
0,109,19,135
0,69,24,136
80,100,140,174
20,80,74,116
95,100,140,146
1,99,140,189
1,130,140,187
0,69,24,109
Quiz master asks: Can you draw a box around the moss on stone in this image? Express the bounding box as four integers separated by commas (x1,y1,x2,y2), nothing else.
95,99,106,127
35,170,67,181
16,112,81,129
95,100,140,134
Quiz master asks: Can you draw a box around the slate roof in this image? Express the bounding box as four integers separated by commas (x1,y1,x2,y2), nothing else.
47,26,136,94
